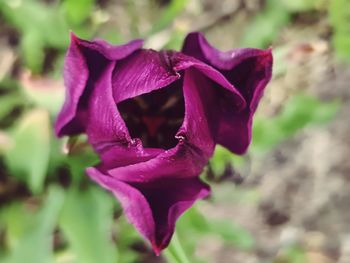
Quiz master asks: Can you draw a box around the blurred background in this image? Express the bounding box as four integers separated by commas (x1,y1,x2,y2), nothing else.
0,0,350,262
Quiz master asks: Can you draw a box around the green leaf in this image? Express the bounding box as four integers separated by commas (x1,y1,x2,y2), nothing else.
176,206,254,257
275,94,340,135
277,245,307,263
0,92,23,121
329,0,350,61
63,136,100,184
113,217,141,263
5,109,51,194
148,0,187,35
63,0,95,25
59,186,118,263
252,94,340,152
210,145,245,177
329,0,350,32
209,220,254,249
1,186,64,263
180,205,210,233
332,32,350,61
280,0,320,11
164,29,187,50
252,116,285,152
21,31,45,74
241,0,290,48
0,0,70,72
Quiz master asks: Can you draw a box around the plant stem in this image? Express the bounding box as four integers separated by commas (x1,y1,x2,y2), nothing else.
163,231,191,263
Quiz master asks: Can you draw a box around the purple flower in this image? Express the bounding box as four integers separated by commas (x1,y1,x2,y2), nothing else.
55,32,272,254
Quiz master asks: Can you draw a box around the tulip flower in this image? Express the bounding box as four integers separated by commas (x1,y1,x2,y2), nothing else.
55,32,272,254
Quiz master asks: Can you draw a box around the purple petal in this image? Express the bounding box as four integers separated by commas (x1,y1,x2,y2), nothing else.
86,166,210,255
93,51,247,177
178,67,218,157
83,62,166,166
76,37,144,61
174,52,246,110
103,141,208,182
84,49,180,165
55,33,143,137
84,61,129,145
92,49,246,163
182,32,273,154
112,50,180,103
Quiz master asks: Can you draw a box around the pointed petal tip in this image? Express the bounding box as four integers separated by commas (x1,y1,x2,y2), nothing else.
69,31,79,42
183,31,206,47
152,242,162,256
258,48,274,72
264,47,273,58
152,238,173,256
69,31,85,48
54,114,68,138
186,31,201,38
53,124,61,138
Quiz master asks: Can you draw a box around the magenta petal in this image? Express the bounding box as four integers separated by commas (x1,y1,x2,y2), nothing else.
75,37,144,61
89,49,246,165
179,68,218,157
105,142,207,182
84,49,180,164
84,61,129,145
55,33,143,137
86,166,210,255
60,50,162,168
112,50,180,103
182,32,273,154
173,53,246,111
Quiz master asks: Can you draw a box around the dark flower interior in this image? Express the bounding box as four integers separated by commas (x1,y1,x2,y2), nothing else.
117,78,185,149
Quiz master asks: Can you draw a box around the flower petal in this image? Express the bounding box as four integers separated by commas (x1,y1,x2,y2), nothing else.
178,67,218,157
86,166,209,255
112,50,180,103
173,52,246,110
91,50,247,178
84,58,212,181
96,49,245,164
182,32,273,154
55,33,143,137
105,140,207,182
85,61,128,145
77,58,162,168
75,37,144,61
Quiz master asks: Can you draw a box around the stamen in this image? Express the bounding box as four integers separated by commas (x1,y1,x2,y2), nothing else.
134,96,148,110
160,96,179,112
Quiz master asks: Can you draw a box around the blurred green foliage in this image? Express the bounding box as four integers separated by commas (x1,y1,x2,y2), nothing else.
0,0,347,262
1,186,64,263
329,0,350,60
59,187,118,263
147,0,187,36
4,109,50,194
241,0,291,48
252,94,340,153
0,0,69,72
273,245,307,263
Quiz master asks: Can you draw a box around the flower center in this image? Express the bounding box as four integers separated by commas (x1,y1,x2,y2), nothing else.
117,79,185,149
